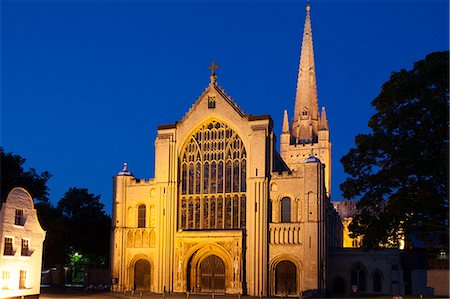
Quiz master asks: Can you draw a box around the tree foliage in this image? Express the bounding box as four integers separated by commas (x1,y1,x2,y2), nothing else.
58,187,111,267
340,51,449,250
0,147,51,203
0,148,110,268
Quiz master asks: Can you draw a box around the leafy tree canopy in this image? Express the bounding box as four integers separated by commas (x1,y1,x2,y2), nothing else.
340,51,449,250
0,147,51,203
57,187,111,267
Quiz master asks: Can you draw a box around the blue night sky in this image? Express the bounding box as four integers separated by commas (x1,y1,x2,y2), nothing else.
2,0,448,214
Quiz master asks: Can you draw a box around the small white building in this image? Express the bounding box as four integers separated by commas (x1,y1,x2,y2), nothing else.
0,187,46,298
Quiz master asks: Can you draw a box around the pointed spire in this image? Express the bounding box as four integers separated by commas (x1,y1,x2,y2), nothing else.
282,109,289,133
319,107,328,130
291,3,319,140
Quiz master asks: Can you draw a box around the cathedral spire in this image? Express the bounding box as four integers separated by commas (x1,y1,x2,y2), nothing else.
282,109,289,133
291,3,319,141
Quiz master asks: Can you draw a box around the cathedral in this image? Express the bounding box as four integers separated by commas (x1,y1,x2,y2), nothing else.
111,4,342,296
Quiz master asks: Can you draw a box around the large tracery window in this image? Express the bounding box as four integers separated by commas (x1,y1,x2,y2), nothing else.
179,120,247,230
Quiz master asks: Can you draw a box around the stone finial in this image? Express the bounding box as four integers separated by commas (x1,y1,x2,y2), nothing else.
319,106,329,131
118,162,133,176
282,109,290,133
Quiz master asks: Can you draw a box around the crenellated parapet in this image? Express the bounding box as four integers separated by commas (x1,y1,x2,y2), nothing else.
271,170,303,179
129,178,155,185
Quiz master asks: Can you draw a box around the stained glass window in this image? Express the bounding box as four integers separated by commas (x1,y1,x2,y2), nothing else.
179,120,247,229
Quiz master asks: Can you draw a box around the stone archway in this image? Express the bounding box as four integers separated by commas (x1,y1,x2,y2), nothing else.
332,276,346,296
275,260,297,295
134,259,150,291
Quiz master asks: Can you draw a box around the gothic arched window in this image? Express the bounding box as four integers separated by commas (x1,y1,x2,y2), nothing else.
281,197,291,223
372,270,383,293
350,263,366,292
138,205,146,228
179,120,247,230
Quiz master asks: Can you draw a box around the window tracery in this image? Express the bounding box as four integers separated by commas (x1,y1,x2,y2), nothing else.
179,120,247,229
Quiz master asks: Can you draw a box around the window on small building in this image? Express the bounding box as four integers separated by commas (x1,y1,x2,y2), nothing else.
350,263,366,292
138,205,146,228
15,209,24,226
281,197,291,222
19,270,26,289
3,238,13,256
373,271,383,292
2,271,10,290
21,239,29,256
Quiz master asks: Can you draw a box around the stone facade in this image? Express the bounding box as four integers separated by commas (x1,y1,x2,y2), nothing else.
328,248,404,296
332,200,363,248
0,187,46,299
111,5,341,296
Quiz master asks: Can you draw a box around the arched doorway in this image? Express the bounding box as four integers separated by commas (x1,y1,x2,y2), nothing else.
372,270,383,293
275,260,296,295
134,259,150,291
200,255,225,292
332,277,346,296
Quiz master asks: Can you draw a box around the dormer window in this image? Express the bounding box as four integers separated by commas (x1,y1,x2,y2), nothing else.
208,96,216,109
15,209,24,226
302,110,308,116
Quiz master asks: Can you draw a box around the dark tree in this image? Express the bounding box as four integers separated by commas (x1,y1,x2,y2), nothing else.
35,201,67,268
340,51,449,250
0,147,51,203
57,187,111,267
0,148,64,267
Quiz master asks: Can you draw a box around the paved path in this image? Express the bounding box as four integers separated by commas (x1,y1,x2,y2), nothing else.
40,291,277,299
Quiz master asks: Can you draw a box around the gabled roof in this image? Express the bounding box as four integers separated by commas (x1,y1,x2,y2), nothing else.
180,81,245,123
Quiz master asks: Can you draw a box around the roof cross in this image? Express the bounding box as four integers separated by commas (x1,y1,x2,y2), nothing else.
208,61,220,76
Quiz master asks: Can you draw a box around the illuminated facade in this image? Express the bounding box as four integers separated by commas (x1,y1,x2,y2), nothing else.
0,187,46,299
332,200,363,248
111,5,341,296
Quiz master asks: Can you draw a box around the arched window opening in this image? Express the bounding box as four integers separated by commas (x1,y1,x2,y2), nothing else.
138,205,146,228
350,263,366,292
281,197,291,223
179,120,247,230
373,271,382,293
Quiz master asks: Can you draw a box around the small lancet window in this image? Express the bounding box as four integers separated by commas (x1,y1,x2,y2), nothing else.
281,197,291,223
137,205,146,228
208,96,216,109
